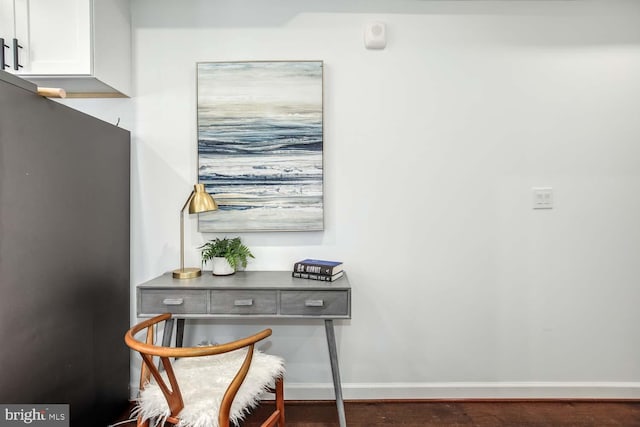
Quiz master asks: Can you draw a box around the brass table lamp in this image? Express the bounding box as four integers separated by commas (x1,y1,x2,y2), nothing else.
173,183,218,279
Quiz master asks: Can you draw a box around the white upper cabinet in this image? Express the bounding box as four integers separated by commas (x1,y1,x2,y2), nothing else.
1,0,28,73
24,0,91,75
2,0,130,97
0,0,11,71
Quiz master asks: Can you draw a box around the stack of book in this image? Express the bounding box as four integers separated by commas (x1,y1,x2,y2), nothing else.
292,259,344,282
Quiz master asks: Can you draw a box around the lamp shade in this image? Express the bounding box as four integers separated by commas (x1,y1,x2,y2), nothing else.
189,183,218,214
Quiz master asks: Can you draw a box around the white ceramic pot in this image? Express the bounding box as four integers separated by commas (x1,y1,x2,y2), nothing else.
212,257,235,276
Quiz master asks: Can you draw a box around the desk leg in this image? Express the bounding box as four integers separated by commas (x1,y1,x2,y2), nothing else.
176,319,185,348
162,318,175,347
325,320,347,427
159,318,175,371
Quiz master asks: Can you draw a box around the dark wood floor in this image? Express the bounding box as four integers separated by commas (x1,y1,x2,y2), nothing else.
111,400,640,426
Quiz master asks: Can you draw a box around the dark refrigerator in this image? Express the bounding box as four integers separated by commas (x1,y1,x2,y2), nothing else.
0,71,130,425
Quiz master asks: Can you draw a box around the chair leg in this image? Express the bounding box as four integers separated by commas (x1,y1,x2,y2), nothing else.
276,376,285,426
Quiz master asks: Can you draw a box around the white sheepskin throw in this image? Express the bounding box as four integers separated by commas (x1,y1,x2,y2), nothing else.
133,348,285,427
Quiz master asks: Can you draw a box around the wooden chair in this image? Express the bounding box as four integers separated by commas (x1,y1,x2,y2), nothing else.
125,313,285,427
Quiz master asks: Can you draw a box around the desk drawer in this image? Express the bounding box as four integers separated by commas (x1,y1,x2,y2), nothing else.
210,290,277,315
139,290,208,315
280,291,349,316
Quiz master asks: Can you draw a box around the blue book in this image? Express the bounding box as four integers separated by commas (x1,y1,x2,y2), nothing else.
293,259,343,275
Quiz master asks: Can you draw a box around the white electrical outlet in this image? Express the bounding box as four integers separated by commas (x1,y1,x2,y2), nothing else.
533,187,553,209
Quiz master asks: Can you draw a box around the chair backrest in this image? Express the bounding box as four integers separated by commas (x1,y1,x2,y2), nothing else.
125,313,273,426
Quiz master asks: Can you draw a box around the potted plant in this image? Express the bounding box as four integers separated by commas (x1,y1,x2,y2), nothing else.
199,237,254,276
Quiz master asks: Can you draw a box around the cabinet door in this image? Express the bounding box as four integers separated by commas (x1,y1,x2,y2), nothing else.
0,0,17,72
18,0,90,75
12,0,28,72
0,0,14,38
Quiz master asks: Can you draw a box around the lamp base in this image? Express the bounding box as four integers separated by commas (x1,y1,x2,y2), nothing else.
172,267,202,279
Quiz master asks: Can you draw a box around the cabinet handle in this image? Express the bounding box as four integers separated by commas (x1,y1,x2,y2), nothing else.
12,38,22,71
162,298,184,306
234,299,254,306
0,38,9,70
305,299,324,307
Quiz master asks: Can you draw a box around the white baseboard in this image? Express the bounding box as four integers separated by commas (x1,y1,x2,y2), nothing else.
284,382,640,400
130,381,640,401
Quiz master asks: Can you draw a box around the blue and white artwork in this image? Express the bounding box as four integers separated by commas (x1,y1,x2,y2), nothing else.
197,61,324,232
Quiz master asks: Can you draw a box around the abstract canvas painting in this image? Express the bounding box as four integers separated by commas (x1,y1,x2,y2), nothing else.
197,61,324,232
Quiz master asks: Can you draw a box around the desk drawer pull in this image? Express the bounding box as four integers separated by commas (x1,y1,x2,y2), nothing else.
305,299,324,307
162,298,184,306
234,299,254,306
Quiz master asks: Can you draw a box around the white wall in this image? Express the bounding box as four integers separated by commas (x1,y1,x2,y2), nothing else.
68,0,640,399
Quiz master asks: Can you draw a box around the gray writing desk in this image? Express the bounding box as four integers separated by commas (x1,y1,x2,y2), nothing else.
137,270,351,427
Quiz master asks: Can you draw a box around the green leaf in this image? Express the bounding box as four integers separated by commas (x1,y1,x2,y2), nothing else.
199,237,254,271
